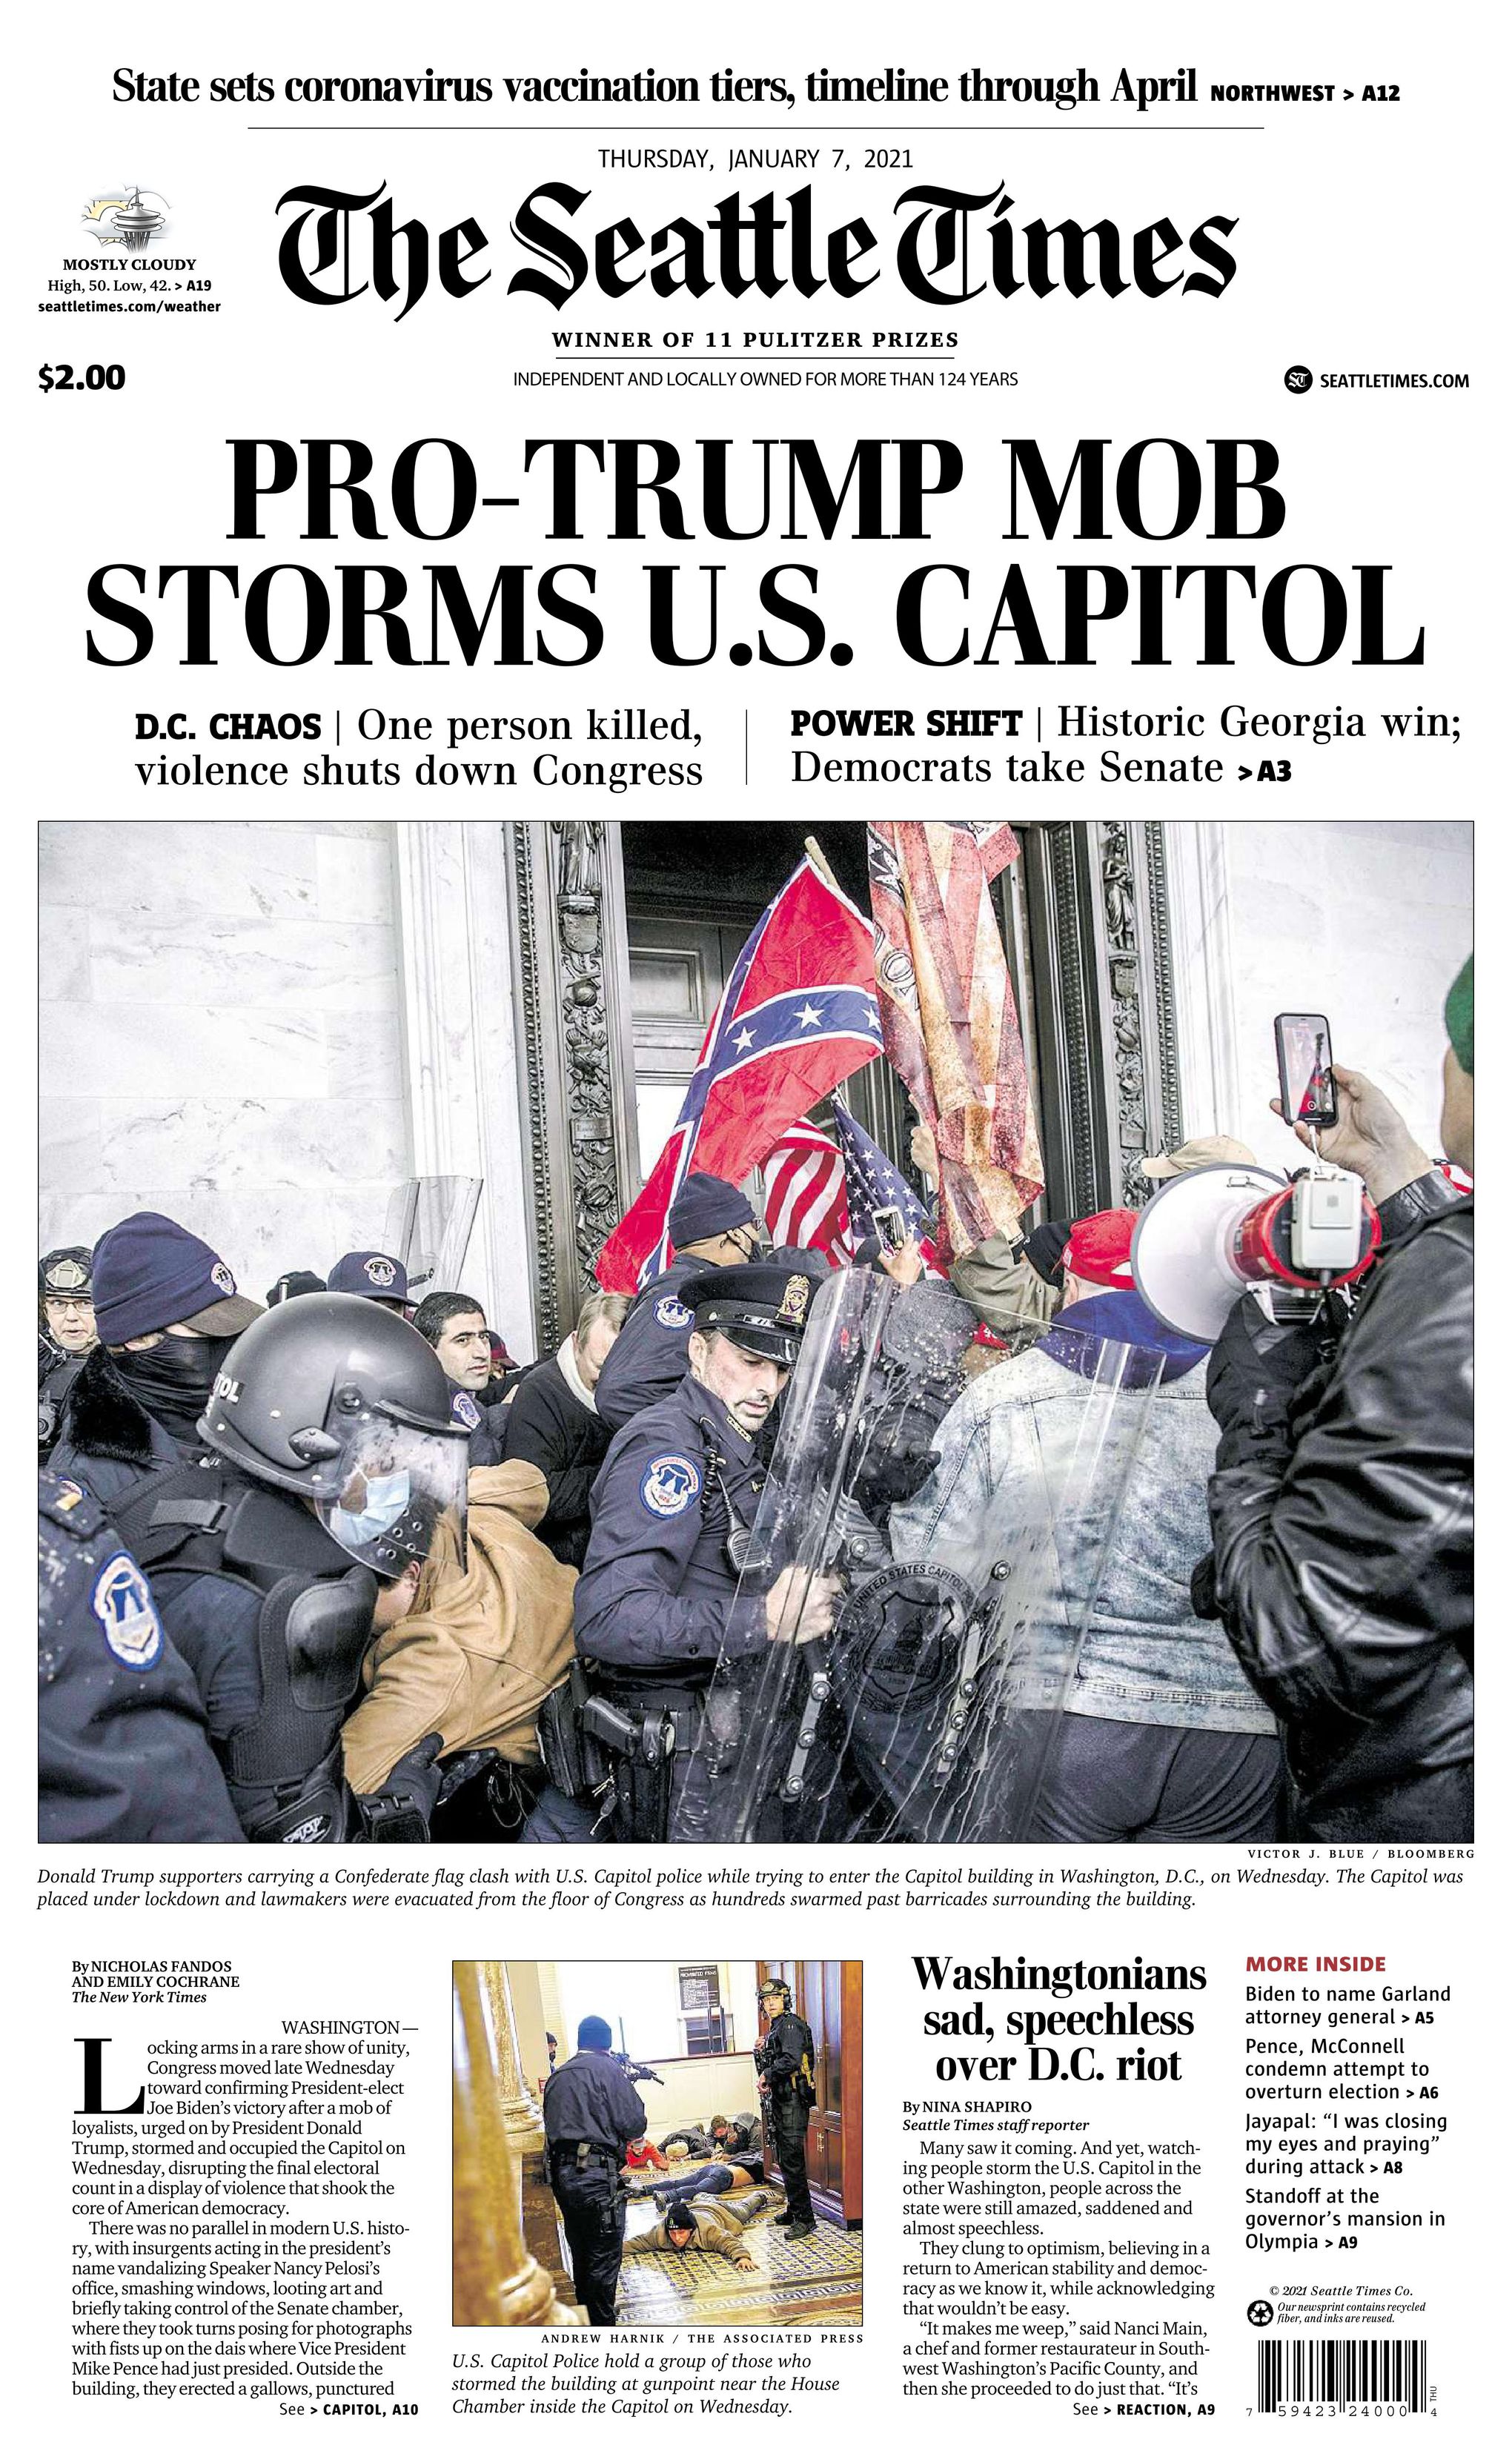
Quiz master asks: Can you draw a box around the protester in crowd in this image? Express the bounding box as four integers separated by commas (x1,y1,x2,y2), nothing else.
475,1330,517,1410
649,2153,766,2206
622,2190,777,2273
486,1291,631,1565
341,1455,577,1839
894,1207,1284,1842
1141,1132,1257,1185
265,1269,325,1304
48,1213,262,1503
624,2137,672,2172
414,1290,494,1426
328,1250,411,1313
1201,961,1473,1842
593,1174,766,1434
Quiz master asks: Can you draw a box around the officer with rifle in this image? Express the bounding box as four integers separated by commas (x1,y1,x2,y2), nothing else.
542,2015,649,2325
753,1976,818,2236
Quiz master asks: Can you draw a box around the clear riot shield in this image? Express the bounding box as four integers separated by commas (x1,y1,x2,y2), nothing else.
382,1176,483,1300
671,1267,1166,1844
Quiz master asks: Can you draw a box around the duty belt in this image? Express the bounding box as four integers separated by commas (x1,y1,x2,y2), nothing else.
549,2140,622,2171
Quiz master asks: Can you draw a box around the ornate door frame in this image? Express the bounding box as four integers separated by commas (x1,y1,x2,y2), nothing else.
505,818,1182,1347
1021,820,1184,1218
504,822,641,1350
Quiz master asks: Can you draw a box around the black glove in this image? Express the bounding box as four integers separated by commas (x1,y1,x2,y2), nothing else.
1024,1220,1072,1285
1206,1294,1336,1461
852,1444,941,1513
356,1733,444,1842
1190,1551,1219,1619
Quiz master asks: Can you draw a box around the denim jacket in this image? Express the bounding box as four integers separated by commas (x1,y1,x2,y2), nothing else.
892,1291,1276,1736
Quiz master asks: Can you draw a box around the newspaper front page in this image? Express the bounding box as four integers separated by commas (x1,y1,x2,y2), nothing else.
19,3,1493,2435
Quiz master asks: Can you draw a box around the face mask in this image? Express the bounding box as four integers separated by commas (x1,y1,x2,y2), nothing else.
113,1334,233,1438
324,1471,413,1557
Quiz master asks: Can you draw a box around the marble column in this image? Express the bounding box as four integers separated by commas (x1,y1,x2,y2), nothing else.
480,1960,546,2150
452,1963,581,2328
392,823,537,1361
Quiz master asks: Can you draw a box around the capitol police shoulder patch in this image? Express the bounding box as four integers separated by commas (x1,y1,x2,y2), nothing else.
639,1453,703,1519
91,1551,164,1671
654,1295,693,1330
452,1392,481,1431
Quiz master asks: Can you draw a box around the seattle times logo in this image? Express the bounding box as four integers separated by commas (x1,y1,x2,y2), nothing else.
82,185,170,250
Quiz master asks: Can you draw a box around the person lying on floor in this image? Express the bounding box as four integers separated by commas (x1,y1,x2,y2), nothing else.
651,2154,764,2206
622,2189,779,2272
625,2138,671,2172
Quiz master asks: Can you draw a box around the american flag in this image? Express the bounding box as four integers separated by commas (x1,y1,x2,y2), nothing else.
832,1102,944,1274
759,1118,849,1263
596,854,883,1293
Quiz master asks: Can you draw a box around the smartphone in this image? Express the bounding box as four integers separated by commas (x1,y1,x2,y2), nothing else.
873,1204,909,1254
1274,1012,1339,1129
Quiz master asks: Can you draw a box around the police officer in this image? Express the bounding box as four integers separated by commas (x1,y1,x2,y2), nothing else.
40,1247,98,1368
105,1293,471,1842
39,1470,244,1843
542,2015,647,2325
327,1250,412,1313
753,1977,818,2236
592,1176,766,1436
565,1265,836,1839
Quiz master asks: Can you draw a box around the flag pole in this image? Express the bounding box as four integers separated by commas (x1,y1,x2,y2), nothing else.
803,834,841,891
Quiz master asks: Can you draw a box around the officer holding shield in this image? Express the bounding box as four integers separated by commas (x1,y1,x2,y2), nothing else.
560,1265,836,1839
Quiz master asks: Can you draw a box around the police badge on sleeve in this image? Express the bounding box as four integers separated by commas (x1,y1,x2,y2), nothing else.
654,1295,693,1330
640,1453,703,1519
91,1552,165,1670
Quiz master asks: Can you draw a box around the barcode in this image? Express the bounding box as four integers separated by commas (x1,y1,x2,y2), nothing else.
1257,2339,1427,2411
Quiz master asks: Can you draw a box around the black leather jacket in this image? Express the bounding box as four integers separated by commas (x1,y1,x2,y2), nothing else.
1207,1174,1472,1837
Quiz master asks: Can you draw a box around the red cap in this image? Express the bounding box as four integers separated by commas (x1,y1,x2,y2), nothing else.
1062,1208,1138,1289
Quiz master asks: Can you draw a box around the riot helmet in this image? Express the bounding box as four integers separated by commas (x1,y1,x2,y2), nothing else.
758,1977,792,2008
198,1293,469,1579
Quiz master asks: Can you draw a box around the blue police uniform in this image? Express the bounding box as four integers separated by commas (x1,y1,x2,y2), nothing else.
574,1372,770,1679
39,1471,245,1844
592,1254,717,1437
543,2045,648,2324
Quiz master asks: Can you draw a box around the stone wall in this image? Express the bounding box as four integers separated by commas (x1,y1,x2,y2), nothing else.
1166,820,1473,1172
39,819,411,1301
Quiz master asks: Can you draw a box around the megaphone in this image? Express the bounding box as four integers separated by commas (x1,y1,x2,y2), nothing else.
1131,1163,1382,1344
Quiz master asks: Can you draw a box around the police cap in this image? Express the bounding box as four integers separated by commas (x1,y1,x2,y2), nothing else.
685,1264,818,1367
40,1247,93,1298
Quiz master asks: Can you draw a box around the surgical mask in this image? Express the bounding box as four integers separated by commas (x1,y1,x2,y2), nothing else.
323,1471,413,1558
113,1333,233,1439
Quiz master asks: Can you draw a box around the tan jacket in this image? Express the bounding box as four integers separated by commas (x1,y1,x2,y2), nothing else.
949,1227,1060,1336
342,1463,576,1793
622,2192,769,2268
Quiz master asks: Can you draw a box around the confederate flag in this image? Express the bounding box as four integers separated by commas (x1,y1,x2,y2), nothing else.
596,852,883,1293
